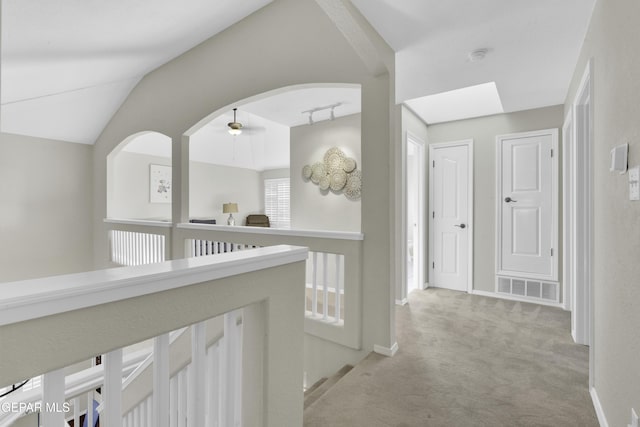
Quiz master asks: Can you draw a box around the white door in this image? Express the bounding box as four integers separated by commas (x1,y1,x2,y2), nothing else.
497,129,558,280
429,141,473,292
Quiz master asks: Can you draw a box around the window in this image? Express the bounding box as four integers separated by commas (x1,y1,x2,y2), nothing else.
264,178,290,228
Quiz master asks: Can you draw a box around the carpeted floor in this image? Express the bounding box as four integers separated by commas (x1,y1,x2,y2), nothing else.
304,288,599,426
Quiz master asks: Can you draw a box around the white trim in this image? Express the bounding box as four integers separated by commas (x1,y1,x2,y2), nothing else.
0,245,308,326
428,139,474,293
373,342,398,357
571,59,594,351
590,387,609,427
562,107,574,312
495,129,559,282
104,218,173,228
470,290,563,309
177,223,364,241
402,132,427,300
395,298,408,306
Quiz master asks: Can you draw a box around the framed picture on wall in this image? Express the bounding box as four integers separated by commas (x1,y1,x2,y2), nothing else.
149,164,171,203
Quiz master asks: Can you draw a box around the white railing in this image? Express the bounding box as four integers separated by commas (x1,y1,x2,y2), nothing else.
105,219,172,266
0,245,308,427
306,251,344,323
186,239,260,257
176,223,363,350
103,219,364,349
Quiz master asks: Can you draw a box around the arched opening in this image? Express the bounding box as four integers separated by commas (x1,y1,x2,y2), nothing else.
184,83,362,231
107,131,172,220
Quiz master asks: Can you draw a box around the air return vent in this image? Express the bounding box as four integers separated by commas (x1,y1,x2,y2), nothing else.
496,276,559,303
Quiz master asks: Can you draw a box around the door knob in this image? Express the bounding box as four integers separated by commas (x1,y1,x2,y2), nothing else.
504,197,517,203
454,224,466,229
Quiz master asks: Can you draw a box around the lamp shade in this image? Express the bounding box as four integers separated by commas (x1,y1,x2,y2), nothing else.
223,203,238,214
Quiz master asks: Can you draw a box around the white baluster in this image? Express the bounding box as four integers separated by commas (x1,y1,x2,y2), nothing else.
154,333,170,427
178,368,187,427
87,390,94,427
312,252,318,317
103,349,123,427
169,376,178,427
335,254,343,322
323,252,329,320
42,368,65,427
207,342,220,427
73,397,80,427
189,322,207,427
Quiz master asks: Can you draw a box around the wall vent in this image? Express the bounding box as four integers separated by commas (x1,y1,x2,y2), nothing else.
496,276,559,303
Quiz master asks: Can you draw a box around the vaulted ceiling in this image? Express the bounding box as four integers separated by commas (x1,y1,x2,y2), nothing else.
1,0,597,143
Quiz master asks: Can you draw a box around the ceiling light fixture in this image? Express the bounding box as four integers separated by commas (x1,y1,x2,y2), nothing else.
227,108,243,136
302,102,342,125
468,48,489,62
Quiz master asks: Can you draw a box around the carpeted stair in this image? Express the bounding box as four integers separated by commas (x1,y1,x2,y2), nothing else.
304,364,353,410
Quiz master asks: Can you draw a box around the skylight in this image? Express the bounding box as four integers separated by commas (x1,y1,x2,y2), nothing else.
405,82,504,125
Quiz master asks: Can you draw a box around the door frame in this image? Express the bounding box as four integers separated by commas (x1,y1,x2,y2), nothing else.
569,59,594,354
428,139,474,293
406,133,427,296
495,129,559,282
562,108,574,313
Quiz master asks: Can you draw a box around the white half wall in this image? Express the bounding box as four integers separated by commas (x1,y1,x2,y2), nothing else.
0,133,94,282
290,113,361,232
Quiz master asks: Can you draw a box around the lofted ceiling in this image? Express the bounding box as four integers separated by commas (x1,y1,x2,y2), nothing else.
351,0,597,123
1,0,597,143
0,0,272,144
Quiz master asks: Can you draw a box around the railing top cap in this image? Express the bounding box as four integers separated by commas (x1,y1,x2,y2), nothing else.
0,245,308,327
176,223,364,241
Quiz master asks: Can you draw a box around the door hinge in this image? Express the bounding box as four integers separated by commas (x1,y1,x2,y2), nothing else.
551,149,554,158
551,248,554,256
432,160,435,168
432,262,435,269
432,211,435,219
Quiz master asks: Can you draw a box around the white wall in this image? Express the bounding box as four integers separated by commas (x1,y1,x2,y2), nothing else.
189,161,262,224
290,113,361,232
426,105,564,293
111,151,172,220
111,151,263,224
0,133,94,282
564,1,640,425
92,0,395,383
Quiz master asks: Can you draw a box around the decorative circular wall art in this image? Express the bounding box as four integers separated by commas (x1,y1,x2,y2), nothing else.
345,169,362,200
330,170,347,191
303,147,361,200
319,175,330,191
343,157,356,173
302,164,312,180
310,162,326,184
324,147,346,174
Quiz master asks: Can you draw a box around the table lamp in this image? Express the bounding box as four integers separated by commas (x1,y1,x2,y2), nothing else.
223,203,238,226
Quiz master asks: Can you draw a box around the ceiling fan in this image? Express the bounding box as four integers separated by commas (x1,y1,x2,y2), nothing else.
227,108,243,136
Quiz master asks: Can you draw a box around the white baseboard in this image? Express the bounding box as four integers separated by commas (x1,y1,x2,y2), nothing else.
590,387,609,427
395,298,408,306
470,290,564,308
373,342,398,357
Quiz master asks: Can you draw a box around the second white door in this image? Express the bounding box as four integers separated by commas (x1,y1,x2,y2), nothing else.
429,141,473,292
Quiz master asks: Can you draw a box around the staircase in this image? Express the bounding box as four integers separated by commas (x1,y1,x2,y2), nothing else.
303,365,353,410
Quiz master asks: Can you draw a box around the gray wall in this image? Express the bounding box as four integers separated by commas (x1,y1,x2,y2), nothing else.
427,105,564,292
111,151,264,224
111,151,172,220
189,161,262,224
91,0,395,382
290,113,361,232
564,0,640,424
0,133,94,282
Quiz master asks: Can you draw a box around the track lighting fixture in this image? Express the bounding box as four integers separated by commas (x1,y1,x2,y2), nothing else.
301,102,342,125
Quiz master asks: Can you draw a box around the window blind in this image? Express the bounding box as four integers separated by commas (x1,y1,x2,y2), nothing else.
264,178,290,229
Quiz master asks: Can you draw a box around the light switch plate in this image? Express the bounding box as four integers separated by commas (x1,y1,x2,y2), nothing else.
629,166,640,201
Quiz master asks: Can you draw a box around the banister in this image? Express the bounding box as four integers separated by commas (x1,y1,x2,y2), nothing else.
0,245,307,326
